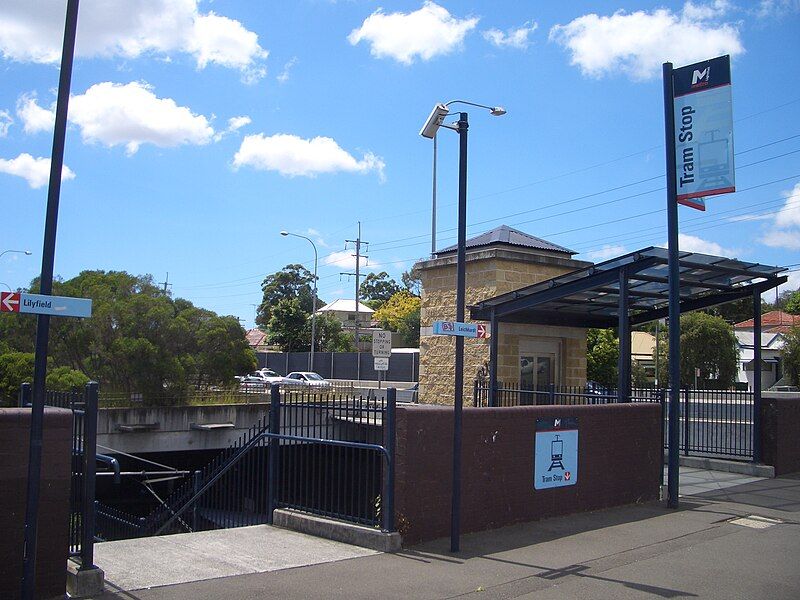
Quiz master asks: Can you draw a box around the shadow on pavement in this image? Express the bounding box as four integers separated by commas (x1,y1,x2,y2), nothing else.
692,473,800,512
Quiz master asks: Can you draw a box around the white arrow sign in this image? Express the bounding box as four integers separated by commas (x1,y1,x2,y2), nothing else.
1,292,20,312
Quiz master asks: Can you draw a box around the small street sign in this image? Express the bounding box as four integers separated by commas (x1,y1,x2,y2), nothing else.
372,330,392,358
374,357,389,371
0,292,92,318
432,320,478,338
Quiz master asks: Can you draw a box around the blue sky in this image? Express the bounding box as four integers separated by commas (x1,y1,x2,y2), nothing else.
1,0,799,328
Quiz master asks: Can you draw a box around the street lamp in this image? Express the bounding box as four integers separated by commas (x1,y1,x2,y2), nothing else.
0,249,32,261
420,99,506,552
280,231,318,372
424,102,505,254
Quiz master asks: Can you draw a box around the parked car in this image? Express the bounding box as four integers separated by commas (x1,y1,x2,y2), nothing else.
239,375,268,392
397,383,419,403
254,369,290,384
284,372,332,388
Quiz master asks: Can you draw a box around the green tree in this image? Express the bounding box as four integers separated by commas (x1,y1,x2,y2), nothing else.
397,305,420,346
267,298,310,352
360,272,401,305
256,264,317,328
785,291,800,315
310,313,355,352
401,266,422,296
373,291,421,332
46,366,90,391
654,312,739,387
0,352,34,405
587,329,619,388
781,327,800,385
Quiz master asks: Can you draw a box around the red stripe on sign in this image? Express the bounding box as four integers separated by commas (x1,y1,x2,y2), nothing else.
677,186,735,202
673,82,731,98
678,197,706,211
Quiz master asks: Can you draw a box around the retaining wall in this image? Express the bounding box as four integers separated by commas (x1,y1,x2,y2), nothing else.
0,408,72,599
762,392,800,476
394,403,662,545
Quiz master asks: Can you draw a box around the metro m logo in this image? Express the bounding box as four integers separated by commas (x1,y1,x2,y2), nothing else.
692,67,710,86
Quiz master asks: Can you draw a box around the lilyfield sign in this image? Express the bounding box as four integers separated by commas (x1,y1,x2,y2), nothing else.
0,291,92,318
672,54,735,210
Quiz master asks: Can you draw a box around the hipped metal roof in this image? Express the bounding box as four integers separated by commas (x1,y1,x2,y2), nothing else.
437,224,576,256
470,247,788,329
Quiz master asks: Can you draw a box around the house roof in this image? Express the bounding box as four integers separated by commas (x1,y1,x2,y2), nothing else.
245,328,267,347
734,330,785,349
436,224,575,256
734,310,799,333
317,299,375,314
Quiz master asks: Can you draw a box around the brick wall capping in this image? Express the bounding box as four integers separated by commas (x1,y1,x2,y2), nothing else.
414,247,591,273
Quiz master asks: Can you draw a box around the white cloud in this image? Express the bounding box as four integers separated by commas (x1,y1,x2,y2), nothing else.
760,182,800,250
233,133,385,180
0,110,11,136
68,81,214,155
16,94,54,134
227,116,251,132
324,250,368,270
0,0,268,81
483,21,538,50
777,269,800,295
0,153,75,188
676,233,735,256
277,57,297,84
585,244,627,261
549,1,743,80
754,0,800,19
348,1,478,65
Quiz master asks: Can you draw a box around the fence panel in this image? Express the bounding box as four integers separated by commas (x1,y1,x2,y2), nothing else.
474,381,754,461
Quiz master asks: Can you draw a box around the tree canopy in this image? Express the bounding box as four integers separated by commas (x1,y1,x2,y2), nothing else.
781,327,800,386
654,312,739,388
586,329,619,388
785,291,800,315
256,264,318,328
359,272,401,305
373,291,421,346
0,270,256,403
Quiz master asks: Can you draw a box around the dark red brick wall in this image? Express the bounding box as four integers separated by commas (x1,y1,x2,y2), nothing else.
761,396,800,476
0,408,72,600
394,403,662,545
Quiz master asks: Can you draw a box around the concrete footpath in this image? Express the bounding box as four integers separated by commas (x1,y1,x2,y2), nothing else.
96,470,800,600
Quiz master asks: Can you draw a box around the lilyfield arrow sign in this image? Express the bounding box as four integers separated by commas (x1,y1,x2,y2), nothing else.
0,292,92,318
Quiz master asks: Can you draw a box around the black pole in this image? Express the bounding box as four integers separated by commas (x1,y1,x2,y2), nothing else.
752,290,762,463
663,62,681,509
451,112,468,553
267,384,281,524
22,1,80,597
80,382,98,570
489,310,498,407
617,267,631,403
383,388,396,532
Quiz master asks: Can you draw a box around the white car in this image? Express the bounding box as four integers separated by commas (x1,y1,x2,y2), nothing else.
284,372,332,388
254,369,290,385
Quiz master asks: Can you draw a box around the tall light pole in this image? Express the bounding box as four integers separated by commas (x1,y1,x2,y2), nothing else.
280,231,318,372
427,101,505,256
420,99,506,553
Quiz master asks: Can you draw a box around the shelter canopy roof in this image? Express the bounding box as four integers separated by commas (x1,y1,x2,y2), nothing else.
470,247,787,329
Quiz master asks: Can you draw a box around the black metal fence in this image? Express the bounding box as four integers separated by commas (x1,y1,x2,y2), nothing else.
20,382,99,569
94,385,397,541
474,381,755,461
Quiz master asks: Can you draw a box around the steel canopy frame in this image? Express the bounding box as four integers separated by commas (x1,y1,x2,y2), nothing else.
472,246,787,410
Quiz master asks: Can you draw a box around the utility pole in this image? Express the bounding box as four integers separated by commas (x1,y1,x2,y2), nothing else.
159,272,171,295
341,222,368,378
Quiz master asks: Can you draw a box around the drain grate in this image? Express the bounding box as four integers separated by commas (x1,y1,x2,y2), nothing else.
728,515,782,529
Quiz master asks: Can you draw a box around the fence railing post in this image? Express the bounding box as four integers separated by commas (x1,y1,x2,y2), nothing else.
549,383,556,405
19,382,31,407
683,386,690,457
267,384,281,524
472,380,479,407
191,470,202,531
383,388,396,532
80,381,99,570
